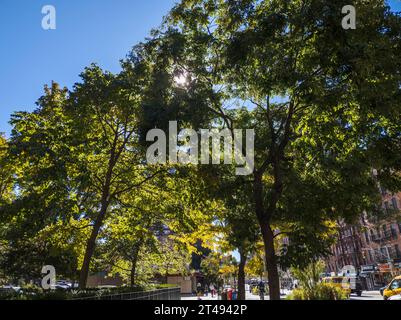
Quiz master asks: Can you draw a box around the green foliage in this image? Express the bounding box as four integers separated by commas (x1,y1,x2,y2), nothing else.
289,260,348,300
291,260,325,292
0,83,81,280
0,134,14,205
288,283,348,301
245,244,266,279
201,252,222,285
1,0,401,296
165,1,401,299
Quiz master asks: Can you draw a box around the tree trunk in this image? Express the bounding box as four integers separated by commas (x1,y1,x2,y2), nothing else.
238,250,247,300
253,174,281,300
78,130,122,289
78,211,106,289
261,223,281,300
337,221,347,269
130,246,140,287
79,188,111,289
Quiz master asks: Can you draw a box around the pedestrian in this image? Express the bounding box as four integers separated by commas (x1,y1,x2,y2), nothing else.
196,282,202,297
209,283,216,298
204,284,209,296
258,281,265,300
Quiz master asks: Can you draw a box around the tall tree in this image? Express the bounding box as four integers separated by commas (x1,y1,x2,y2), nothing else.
220,183,260,300
67,65,167,288
0,134,14,205
1,83,84,281
162,0,401,299
4,68,167,287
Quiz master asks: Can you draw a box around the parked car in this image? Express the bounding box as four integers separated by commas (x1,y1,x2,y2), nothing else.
50,281,71,291
345,276,363,296
383,276,401,300
0,285,22,294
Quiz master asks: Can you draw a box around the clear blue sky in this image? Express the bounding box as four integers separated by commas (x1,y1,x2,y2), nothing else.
0,0,177,136
1,1,400,137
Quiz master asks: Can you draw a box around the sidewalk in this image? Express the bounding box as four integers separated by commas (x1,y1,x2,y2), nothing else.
182,290,382,301
181,289,291,301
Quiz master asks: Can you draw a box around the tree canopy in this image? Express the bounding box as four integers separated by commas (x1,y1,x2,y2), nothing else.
0,0,400,301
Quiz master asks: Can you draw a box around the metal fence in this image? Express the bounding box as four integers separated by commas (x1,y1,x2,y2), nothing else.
75,287,181,301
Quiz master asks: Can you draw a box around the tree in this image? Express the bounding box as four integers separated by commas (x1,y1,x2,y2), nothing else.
0,134,14,205
0,134,15,282
220,183,260,300
2,67,219,286
246,244,266,281
200,252,223,287
163,0,401,299
99,172,193,286
4,68,167,287
98,191,159,287
0,83,82,281
68,65,169,288
219,255,238,287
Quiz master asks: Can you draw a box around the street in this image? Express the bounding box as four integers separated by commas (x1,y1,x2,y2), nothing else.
349,291,383,301
182,290,383,301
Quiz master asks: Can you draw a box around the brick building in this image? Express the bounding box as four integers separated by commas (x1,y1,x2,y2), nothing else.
325,192,401,290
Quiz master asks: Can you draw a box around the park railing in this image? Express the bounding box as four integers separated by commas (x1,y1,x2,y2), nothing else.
74,287,181,301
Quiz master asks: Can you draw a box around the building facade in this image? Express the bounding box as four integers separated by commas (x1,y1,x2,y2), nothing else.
325,192,401,290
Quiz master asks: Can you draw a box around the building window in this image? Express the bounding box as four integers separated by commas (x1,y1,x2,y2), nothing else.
392,197,399,210
394,244,401,259
391,224,398,237
365,232,370,244
384,201,390,212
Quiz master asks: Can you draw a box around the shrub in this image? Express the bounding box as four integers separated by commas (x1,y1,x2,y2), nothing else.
250,284,268,296
251,286,259,295
287,283,348,300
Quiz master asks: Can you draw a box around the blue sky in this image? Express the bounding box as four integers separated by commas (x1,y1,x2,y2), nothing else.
0,0,177,136
1,0,400,137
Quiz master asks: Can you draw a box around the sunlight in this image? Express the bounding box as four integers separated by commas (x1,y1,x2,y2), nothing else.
173,72,189,87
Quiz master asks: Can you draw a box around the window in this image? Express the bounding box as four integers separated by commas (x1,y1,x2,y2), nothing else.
395,245,401,258
391,224,398,237
390,280,401,290
392,197,399,210
365,232,370,243
369,250,373,262
384,201,390,212
388,246,395,258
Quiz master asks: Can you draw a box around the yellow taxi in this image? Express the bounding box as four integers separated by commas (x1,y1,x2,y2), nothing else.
322,276,351,297
383,276,401,300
